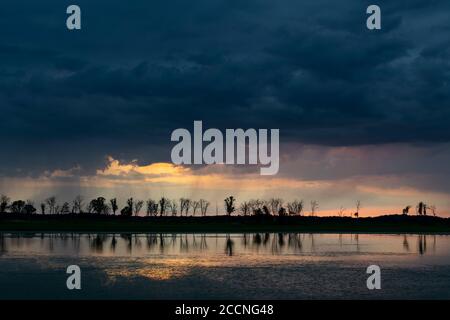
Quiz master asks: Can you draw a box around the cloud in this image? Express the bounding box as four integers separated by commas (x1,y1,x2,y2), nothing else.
97,156,190,177
1,0,449,163
46,165,82,178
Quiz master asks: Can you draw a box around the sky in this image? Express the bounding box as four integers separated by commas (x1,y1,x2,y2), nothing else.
0,0,450,216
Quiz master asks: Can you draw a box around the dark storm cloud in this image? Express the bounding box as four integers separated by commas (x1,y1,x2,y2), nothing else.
0,0,450,175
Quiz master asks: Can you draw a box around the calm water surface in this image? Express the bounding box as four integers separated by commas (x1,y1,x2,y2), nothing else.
0,233,449,299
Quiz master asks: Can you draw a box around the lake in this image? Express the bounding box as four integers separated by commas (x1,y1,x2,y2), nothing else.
0,233,449,299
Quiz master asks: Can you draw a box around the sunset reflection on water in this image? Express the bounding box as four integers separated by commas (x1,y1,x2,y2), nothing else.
1,233,449,299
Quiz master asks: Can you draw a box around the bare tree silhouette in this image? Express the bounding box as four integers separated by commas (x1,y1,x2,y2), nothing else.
269,198,283,216
402,205,411,215
239,201,251,216
72,195,84,214
120,198,133,216
248,199,264,215
45,197,57,215
110,198,118,215
89,197,109,214
416,202,426,215
0,195,10,213
134,200,144,216
60,202,71,214
159,197,169,216
224,196,236,216
10,200,25,214
179,198,191,216
191,200,200,216
353,200,361,218
146,199,158,216
278,207,287,216
262,205,271,216
428,205,437,216
169,200,178,216
199,199,210,216
287,200,304,216
24,201,37,215
40,203,46,215
310,200,319,216
338,206,346,217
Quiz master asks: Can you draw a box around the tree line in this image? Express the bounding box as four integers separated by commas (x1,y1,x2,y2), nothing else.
0,194,305,217
0,194,438,217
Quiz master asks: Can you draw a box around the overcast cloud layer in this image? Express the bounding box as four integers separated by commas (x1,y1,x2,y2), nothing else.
0,0,449,176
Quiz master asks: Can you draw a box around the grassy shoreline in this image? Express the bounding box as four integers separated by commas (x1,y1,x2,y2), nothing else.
0,214,449,233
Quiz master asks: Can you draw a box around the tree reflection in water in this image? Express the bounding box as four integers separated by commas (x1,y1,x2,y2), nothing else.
0,233,442,256
0,233,5,256
120,234,132,253
200,234,208,250
403,235,410,251
287,233,303,251
242,233,249,248
253,233,262,246
418,235,427,255
90,234,107,253
225,235,234,256
110,235,117,252
309,234,316,252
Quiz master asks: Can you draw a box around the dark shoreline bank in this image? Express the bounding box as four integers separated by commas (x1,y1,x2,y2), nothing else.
0,214,449,233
